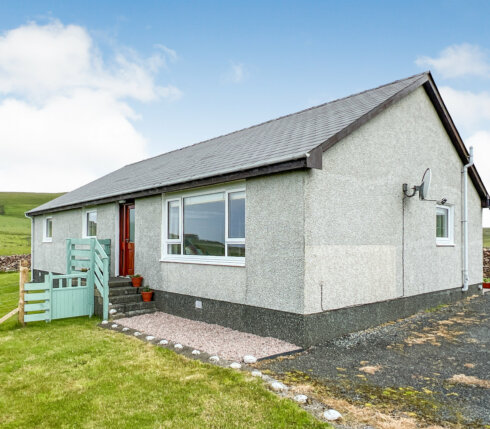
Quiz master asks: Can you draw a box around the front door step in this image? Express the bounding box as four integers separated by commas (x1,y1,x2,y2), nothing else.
95,277,156,319
111,304,157,319
109,277,133,287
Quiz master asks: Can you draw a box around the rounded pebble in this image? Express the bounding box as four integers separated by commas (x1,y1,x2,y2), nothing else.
122,327,129,332
243,355,257,364
145,336,155,341
109,309,117,314
174,343,183,349
101,320,108,324
230,362,242,369
293,394,308,404
323,409,342,421
251,370,262,377
134,332,141,336
159,339,168,345
209,355,220,362
270,381,287,392
191,350,201,355
111,324,118,328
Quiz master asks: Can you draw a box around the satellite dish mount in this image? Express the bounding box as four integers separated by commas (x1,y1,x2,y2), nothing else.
403,168,431,200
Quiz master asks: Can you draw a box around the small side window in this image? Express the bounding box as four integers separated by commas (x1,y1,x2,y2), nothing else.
436,205,453,245
43,217,53,242
85,210,97,237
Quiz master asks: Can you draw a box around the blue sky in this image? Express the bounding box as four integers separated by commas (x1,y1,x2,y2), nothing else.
0,1,489,223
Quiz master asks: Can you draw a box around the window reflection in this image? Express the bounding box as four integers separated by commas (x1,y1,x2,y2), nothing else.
183,193,225,256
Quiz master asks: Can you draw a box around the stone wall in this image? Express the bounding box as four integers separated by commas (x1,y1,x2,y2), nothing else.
0,254,31,272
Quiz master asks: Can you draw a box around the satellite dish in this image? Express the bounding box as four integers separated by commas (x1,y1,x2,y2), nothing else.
419,168,431,200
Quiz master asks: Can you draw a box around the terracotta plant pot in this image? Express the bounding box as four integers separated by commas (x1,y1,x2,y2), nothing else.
483,282,490,289
131,277,143,287
141,291,153,302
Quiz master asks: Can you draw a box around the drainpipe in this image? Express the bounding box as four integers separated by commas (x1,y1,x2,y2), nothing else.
462,146,474,292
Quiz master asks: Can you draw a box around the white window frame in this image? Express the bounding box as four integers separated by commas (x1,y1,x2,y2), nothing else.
161,183,245,266
436,204,454,246
83,209,98,238
43,216,53,242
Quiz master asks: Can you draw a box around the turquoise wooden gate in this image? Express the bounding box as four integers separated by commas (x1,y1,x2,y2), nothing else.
23,238,110,323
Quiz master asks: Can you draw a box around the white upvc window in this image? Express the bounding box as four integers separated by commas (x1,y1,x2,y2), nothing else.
83,209,97,238
436,205,454,246
43,216,53,242
162,184,245,266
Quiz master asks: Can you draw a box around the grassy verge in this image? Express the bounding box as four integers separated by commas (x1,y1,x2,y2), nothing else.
0,274,327,428
0,272,19,329
0,192,63,255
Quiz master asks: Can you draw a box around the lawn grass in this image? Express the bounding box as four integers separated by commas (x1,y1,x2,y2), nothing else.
484,227,490,248
0,192,64,256
0,272,19,329
0,273,327,428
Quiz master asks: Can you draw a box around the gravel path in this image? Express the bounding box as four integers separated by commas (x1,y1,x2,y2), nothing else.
258,292,490,427
117,311,300,361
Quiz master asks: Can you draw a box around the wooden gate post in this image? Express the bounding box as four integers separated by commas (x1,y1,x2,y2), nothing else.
18,260,28,326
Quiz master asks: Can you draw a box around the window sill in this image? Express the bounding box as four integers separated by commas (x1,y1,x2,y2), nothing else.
42,238,53,243
436,243,455,247
161,256,245,267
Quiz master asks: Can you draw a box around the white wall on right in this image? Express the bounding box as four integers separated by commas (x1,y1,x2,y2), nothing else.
303,87,483,314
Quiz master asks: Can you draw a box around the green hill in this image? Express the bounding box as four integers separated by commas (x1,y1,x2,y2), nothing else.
484,227,490,248
0,192,64,256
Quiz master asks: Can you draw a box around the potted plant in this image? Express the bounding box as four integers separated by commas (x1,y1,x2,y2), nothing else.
131,274,143,287
141,285,153,302
483,278,490,289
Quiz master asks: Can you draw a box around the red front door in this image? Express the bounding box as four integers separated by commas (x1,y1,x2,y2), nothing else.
120,203,135,276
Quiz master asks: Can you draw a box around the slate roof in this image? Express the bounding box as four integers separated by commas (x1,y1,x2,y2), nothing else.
27,72,487,215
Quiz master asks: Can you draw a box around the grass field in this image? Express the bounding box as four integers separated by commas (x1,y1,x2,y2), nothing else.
0,192,63,256
484,227,490,247
0,273,327,428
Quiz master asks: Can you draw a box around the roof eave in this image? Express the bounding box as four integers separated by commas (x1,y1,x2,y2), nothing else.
422,73,490,208
26,156,310,216
306,71,489,208
317,73,430,154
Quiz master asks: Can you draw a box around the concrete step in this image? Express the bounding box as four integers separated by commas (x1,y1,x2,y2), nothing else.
112,306,156,320
96,286,139,297
109,277,133,288
111,301,155,313
107,294,142,305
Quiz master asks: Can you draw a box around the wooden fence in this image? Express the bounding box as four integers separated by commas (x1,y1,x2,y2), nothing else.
20,238,110,323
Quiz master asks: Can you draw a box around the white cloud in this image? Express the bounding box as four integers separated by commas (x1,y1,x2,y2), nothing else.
0,20,181,192
467,131,490,227
223,62,247,83
467,131,490,188
440,86,490,132
440,85,490,226
416,44,490,79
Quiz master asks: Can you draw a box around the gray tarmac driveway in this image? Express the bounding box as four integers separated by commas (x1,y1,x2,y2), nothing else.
257,292,490,428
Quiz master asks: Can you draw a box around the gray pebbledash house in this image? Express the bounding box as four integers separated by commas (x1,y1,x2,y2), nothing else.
27,72,489,346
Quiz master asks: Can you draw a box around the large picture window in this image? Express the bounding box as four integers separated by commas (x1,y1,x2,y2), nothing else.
163,185,245,265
